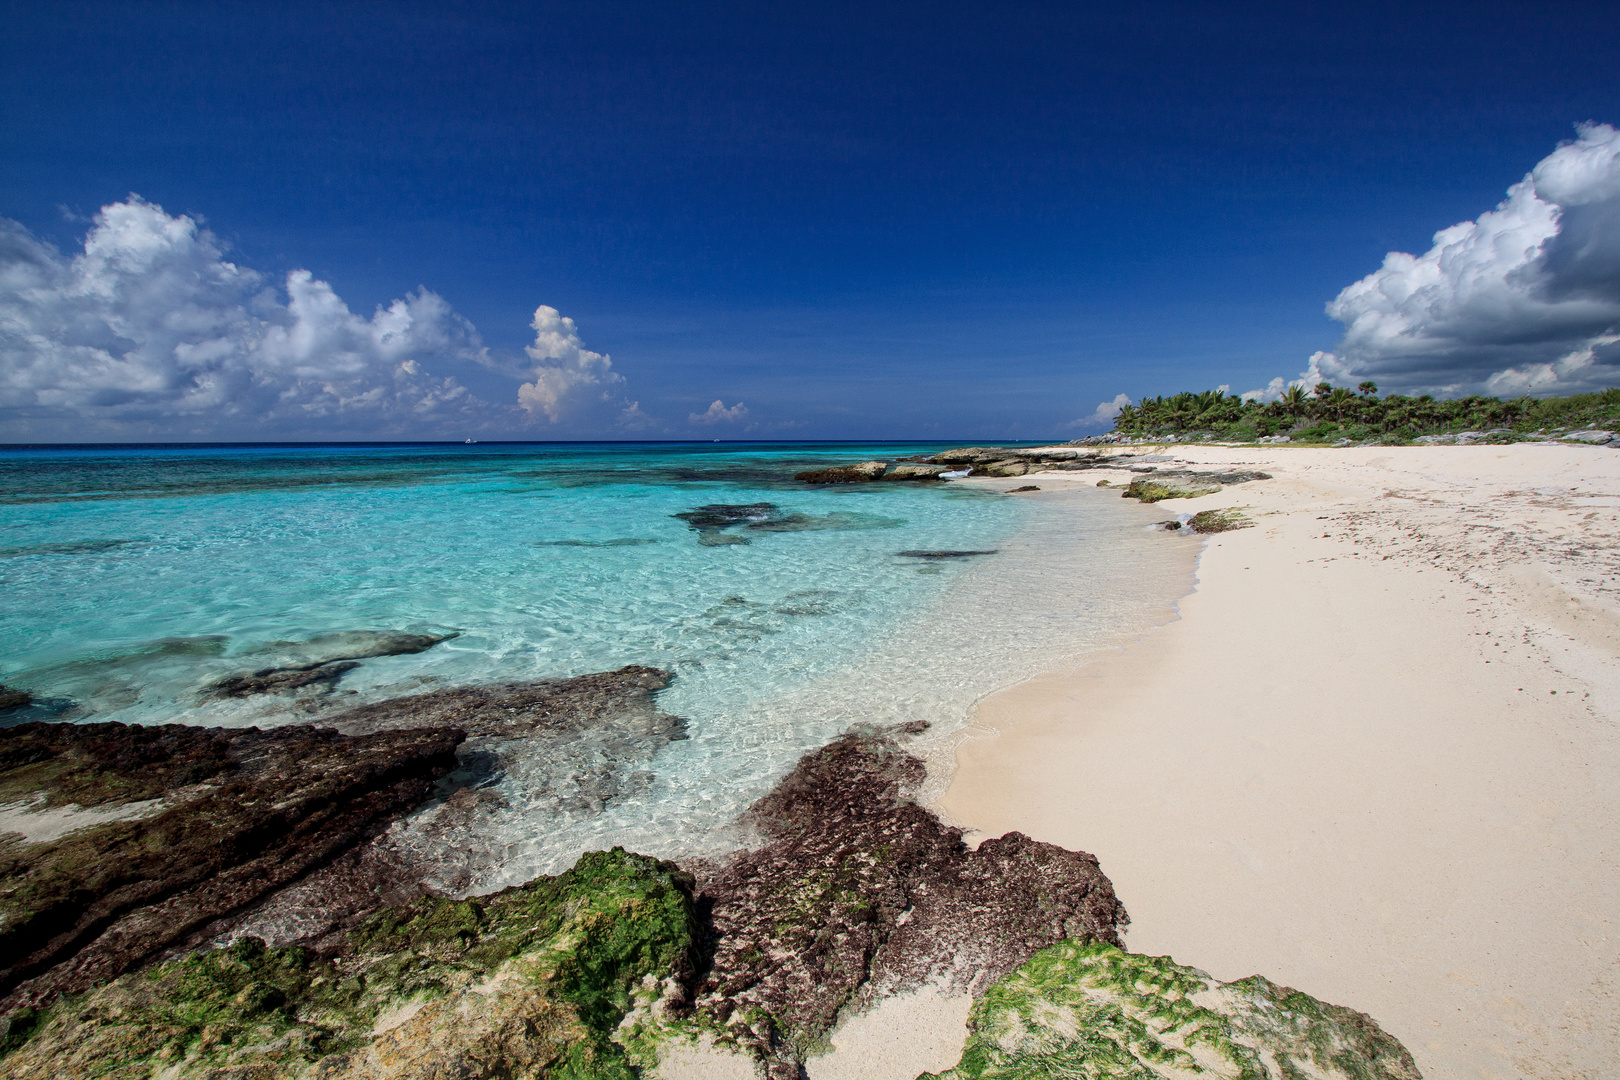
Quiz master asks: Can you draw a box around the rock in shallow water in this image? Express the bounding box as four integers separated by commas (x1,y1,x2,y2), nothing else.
203,631,458,700
793,461,888,483
0,712,1423,1080
0,720,464,1015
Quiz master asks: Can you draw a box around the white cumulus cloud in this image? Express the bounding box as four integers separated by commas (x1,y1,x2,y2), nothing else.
1067,392,1131,428
688,399,747,424
0,196,637,438
516,305,627,422
1288,123,1620,397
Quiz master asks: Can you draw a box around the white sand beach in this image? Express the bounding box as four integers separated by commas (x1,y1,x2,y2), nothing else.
937,444,1620,1080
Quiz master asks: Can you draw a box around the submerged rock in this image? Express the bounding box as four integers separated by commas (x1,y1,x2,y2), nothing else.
693,726,1126,1072
309,667,691,897
745,511,905,533
205,631,457,699
920,940,1420,1080
0,688,30,714
897,549,999,559
1005,485,1040,493
673,502,779,544
0,848,698,1080
206,659,362,698
0,720,463,1015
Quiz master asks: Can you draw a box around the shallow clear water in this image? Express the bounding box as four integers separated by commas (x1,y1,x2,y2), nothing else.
0,442,1191,886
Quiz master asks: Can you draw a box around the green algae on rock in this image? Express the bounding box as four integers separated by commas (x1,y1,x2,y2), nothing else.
1188,508,1253,534
918,940,1421,1080
0,848,698,1080
1121,478,1223,503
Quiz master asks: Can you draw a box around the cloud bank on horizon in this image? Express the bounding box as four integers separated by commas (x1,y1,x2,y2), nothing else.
0,197,640,440
1245,123,1620,402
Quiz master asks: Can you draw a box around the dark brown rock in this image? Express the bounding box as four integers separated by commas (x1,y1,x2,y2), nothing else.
0,686,31,713
206,659,362,698
792,461,888,483
881,463,949,481
1005,485,1040,493
0,720,464,1015
693,726,1126,1070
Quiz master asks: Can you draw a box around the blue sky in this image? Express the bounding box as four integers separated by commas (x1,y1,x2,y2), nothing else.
3,0,1619,440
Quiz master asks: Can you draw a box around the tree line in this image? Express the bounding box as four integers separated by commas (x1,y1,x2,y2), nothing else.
1110,383,1620,442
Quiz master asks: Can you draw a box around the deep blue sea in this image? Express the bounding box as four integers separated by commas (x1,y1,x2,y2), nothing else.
0,442,1188,883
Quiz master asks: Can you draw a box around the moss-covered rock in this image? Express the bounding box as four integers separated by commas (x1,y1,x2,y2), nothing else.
919,941,1421,1080
0,848,698,1080
1121,479,1222,503
1188,508,1253,534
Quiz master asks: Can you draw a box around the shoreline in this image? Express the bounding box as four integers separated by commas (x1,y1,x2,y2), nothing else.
934,443,1620,1080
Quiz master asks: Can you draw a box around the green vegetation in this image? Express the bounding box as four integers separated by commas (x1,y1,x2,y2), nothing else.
1113,384,1620,444
1187,509,1251,534
1122,478,1222,503
0,848,699,1080
918,940,1420,1080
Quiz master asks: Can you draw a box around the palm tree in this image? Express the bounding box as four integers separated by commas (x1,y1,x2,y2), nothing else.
1328,386,1356,423
1357,381,1378,398
1280,384,1309,418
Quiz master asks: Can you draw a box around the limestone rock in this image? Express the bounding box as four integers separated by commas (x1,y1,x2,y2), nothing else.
0,720,464,1014
0,848,698,1080
1121,468,1271,503
792,461,888,483
882,464,949,481
919,941,1420,1080
693,727,1126,1072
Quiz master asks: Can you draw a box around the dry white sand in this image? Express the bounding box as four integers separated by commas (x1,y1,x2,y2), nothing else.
936,443,1620,1080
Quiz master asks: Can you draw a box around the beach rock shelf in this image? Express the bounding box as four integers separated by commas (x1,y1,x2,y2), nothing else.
0,719,465,1017
794,446,1273,494
0,672,1421,1080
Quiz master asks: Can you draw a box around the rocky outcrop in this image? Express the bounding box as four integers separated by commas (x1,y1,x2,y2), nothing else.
921,940,1421,1080
0,688,30,714
0,714,1424,1080
692,726,1127,1074
0,720,464,1014
792,461,888,483
882,463,949,481
1005,485,1040,493
1188,508,1253,533
0,848,699,1080
1121,468,1271,503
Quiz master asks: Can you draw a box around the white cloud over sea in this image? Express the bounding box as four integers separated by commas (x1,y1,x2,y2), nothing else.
1253,123,1620,399
0,196,637,438
1068,392,1132,429
688,399,748,425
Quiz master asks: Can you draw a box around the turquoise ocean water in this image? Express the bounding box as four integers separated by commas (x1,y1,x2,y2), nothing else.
0,442,1189,886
